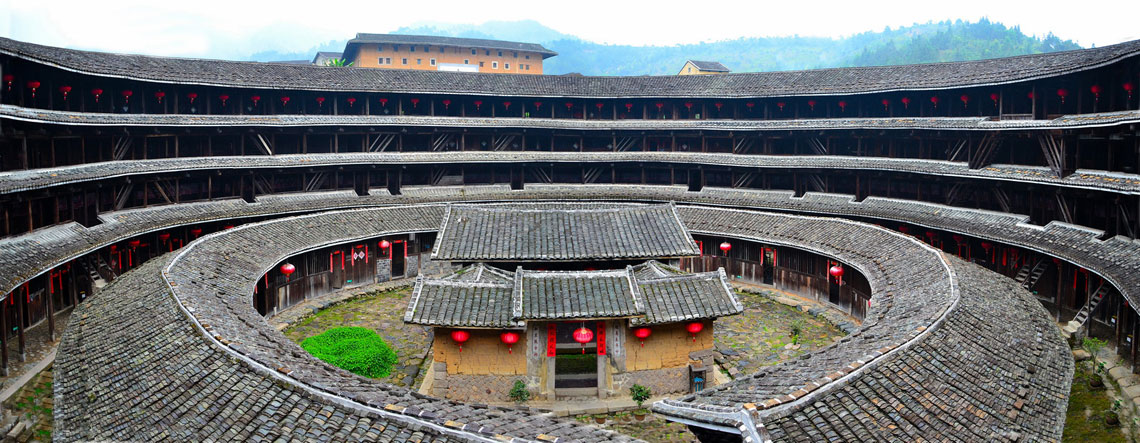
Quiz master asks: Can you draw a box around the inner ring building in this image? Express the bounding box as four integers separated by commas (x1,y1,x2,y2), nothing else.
0,35,1138,441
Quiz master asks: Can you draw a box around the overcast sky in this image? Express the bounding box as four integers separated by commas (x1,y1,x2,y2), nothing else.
2,0,1137,60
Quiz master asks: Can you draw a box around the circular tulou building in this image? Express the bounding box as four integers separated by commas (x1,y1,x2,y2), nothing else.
0,35,1138,441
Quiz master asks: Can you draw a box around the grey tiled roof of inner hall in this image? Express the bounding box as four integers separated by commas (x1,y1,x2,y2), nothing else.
431,203,700,262
634,269,742,326
3,36,1138,97
517,269,642,321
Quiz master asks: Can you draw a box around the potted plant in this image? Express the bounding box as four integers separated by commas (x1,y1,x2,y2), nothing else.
593,413,607,424
1089,362,1105,388
630,384,652,421
508,379,531,404
1105,400,1121,426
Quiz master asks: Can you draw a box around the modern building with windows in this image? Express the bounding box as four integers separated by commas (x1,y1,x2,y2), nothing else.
340,33,556,74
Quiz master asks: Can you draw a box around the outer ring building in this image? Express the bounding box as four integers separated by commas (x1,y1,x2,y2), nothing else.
0,36,1137,441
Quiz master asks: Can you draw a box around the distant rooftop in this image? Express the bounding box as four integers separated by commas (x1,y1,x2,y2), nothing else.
346,33,557,58
687,60,730,72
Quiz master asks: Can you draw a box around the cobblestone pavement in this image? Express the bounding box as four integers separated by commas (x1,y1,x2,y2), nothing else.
282,287,433,390
0,310,70,395
2,365,54,442
713,289,846,379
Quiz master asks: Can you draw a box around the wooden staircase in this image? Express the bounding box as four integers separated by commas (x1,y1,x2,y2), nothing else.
1064,283,1112,336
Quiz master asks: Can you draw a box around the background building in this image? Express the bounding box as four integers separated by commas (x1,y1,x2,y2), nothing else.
340,33,556,74
678,60,730,75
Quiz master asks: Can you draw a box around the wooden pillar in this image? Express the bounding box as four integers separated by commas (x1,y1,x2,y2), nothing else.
1,296,7,376
16,289,25,362
46,275,54,342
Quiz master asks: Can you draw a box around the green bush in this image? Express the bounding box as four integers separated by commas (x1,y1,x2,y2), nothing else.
630,384,652,408
300,326,398,378
509,380,531,403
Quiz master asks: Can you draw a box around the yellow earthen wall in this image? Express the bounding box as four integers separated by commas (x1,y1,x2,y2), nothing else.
351,44,545,74
433,329,528,375
677,61,722,75
624,320,714,371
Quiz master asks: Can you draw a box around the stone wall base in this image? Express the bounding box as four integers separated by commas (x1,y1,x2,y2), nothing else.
614,366,690,397
431,362,539,403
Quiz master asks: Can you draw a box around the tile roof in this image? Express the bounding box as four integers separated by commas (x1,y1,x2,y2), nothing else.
431,203,700,262
687,60,730,72
404,263,741,327
346,33,557,58
3,36,1137,97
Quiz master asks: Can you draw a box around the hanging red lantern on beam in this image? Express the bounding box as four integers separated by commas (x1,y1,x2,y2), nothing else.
315,97,325,107
128,239,141,248
1090,84,1102,101
451,329,470,352
719,242,731,254
686,322,704,342
154,91,165,103
251,95,261,106
158,232,171,242
187,93,197,104
806,100,816,111
500,331,520,354
1027,91,1035,100
838,100,847,112
378,98,388,107
533,101,542,109
442,99,451,109
714,102,723,111
1124,82,1135,100
503,101,511,110
776,102,786,111
900,97,910,109
472,100,482,110
346,97,356,107
280,96,290,106
880,98,889,110
625,103,633,112
1056,88,1069,104
379,239,391,249
58,85,72,100
121,90,132,105
595,102,603,111
683,102,694,110
929,96,939,108
565,102,573,110
2,74,13,91
190,228,203,237
959,94,969,107
280,263,296,276
656,102,666,111
219,94,230,106
633,327,651,347
829,265,844,278
410,98,420,107
989,93,999,107
26,81,40,99
573,326,593,354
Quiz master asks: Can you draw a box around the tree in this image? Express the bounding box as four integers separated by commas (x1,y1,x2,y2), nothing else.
325,58,353,67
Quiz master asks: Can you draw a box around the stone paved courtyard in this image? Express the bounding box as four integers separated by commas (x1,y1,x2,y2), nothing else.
282,287,433,389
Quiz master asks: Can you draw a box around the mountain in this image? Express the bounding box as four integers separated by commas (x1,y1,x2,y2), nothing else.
250,18,1082,75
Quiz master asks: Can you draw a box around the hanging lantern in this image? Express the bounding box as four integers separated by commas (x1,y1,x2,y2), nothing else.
683,102,694,111
379,98,388,107
959,94,969,107
719,242,731,254
224,224,234,229
929,96,939,108
280,263,296,276
500,331,520,354
379,239,391,249
157,232,171,242
280,96,290,106
980,242,992,251
806,100,816,111
573,326,593,354
898,225,909,234
1090,84,1102,101
503,101,511,110
1056,88,1069,104
58,85,72,100
565,102,573,110
686,322,704,342
2,74,12,91
595,102,603,111
952,234,964,243
533,101,542,109
154,91,165,104
625,103,634,111
900,97,910,109
190,227,203,237
880,98,889,110
776,102,786,111
346,97,356,107
714,102,723,111
219,94,230,106
26,81,40,99
989,92,999,107
451,329,470,352
1124,82,1135,100
410,98,420,107
838,100,847,112
128,239,141,248
656,102,665,111
121,90,132,104
633,327,651,347
251,95,261,106
1027,91,1035,100
315,97,326,107
187,92,198,104
442,99,451,109
829,265,844,277
473,100,482,110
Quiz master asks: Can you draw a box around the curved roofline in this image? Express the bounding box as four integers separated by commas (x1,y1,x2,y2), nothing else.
2,36,1138,98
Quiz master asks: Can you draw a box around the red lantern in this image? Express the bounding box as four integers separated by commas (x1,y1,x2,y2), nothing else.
251,95,261,106
683,102,694,110
565,102,573,110
128,239,141,248
719,242,731,254
656,102,665,110
280,96,290,106
473,100,482,110
346,97,356,106
26,81,40,99
573,326,593,354
1027,91,1035,100
806,100,816,110
58,85,71,100
224,224,234,230
745,102,755,109
980,242,992,250
500,331,520,354
625,103,633,111
989,92,999,107
157,232,171,242
838,100,847,112
633,327,651,347
1125,82,1135,100
900,97,910,109
714,102,723,110
929,96,939,107
451,329,470,352
219,94,230,106
2,74,12,91
1056,88,1069,103
154,91,165,103
378,98,388,107
379,239,391,249
410,98,420,107
280,263,296,276
880,98,889,110
1090,84,1102,101
187,92,197,104
959,94,969,107
190,228,203,237
776,102,786,111
503,101,511,109
533,101,542,109
829,265,844,277
686,322,704,342
121,90,132,104
315,97,326,106
442,99,451,109
595,102,603,111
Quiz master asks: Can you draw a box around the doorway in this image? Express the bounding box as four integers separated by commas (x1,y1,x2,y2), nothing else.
761,248,776,285
391,240,406,278
553,322,598,397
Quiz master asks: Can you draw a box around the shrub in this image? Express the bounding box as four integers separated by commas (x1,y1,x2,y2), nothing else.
630,384,652,408
509,380,531,403
789,319,805,345
1083,337,1107,356
300,326,398,378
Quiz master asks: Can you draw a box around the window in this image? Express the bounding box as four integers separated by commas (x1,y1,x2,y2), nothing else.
377,45,383,52
471,49,477,55
423,46,429,52
410,46,415,52
525,55,530,59
485,50,490,56
525,64,530,71
440,47,445,53
386,57,392,64
430,58,436,66
513,52,518,58
504,63,509,69
393,45,399,51
417,58,422,65
402,58,408,65
492,61,498,69
479,61,484,67
497,51,503,57
464,59,470,64
378,57,384,65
